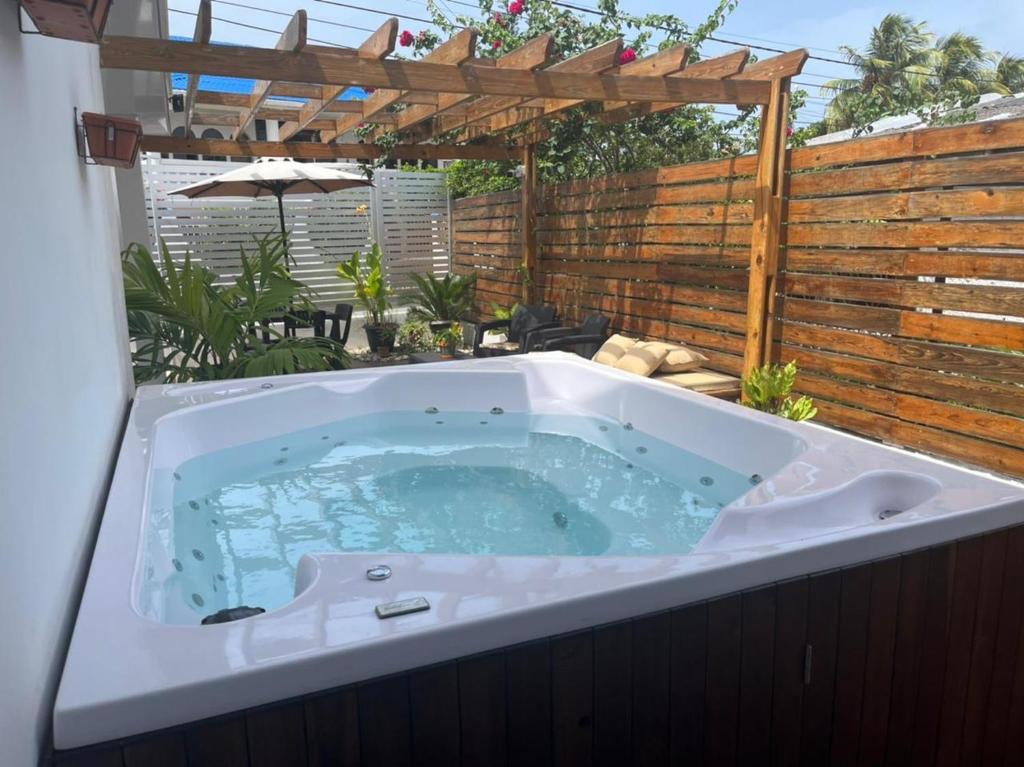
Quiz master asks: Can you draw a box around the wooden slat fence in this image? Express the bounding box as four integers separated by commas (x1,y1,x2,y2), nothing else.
780,119,1024,477
451,118,1024,477
143,156,451,308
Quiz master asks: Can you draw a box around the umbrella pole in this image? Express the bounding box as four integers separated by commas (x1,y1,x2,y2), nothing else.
275,189,294,269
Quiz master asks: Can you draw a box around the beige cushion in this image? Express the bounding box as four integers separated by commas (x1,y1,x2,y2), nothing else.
482,340,521,352
591,333,637,366
654,370,739,393
639,341,709,373
613,344,670,377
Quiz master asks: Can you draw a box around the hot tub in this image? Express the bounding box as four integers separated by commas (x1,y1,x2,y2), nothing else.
55,353,1024,749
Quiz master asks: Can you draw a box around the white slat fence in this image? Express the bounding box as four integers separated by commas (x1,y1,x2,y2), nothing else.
142,155,452,308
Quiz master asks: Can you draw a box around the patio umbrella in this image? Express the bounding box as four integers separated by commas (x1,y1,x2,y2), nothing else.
169,157,373,266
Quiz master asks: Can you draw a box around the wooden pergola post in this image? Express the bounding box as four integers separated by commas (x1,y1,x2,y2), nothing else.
742,77,791,381
520,143,538,304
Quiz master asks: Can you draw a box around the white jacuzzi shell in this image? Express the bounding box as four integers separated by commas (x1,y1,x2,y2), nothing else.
55,353,1024,748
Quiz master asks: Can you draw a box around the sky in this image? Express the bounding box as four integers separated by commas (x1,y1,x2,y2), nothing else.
167,0,1024,126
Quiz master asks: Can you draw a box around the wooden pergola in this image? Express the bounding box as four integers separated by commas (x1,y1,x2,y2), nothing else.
99,1,807,373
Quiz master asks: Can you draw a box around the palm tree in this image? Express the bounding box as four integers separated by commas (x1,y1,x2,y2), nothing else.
822,14,934,130
994,53,1024,93
930,32,1003,97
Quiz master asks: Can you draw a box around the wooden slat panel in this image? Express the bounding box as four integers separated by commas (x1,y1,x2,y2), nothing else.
630,613,672,765
828,564,872,766
358,676,412,767
247,702,308,767
122,733,186,767
669,603,708,764
704,594,742,765
458,653,507,765
409,664,460,766
551,632,594,765
305,690,361,767
506,641,552,767
593,621,632,767
184,716,249,767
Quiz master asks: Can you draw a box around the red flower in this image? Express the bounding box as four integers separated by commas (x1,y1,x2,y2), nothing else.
786,126,794,137
619,47,637,64
357,122,365,129
492,39,503,50
399,30,414,46
494,11,505,25
508,0,524,16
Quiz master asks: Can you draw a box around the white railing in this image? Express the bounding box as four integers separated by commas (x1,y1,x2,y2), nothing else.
141,155,451,309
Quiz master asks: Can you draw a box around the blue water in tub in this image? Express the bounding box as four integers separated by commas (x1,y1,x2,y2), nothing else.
145,411,752,621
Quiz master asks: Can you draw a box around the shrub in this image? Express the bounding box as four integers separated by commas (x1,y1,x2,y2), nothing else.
396,320,435,353
741,361,817,422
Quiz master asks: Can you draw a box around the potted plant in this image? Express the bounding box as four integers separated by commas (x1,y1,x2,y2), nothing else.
406,272,478,333
121,234,347,383
433,323,463,358
337,243,397,356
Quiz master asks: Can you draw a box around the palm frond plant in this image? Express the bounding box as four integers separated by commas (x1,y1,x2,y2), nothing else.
123,235,347,384
406,272,478,324
337,243,397,354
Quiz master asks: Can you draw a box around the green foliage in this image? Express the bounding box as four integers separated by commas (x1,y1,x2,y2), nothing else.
821,13,1018,133
373,0,755,195
122,236,347,384
741,361,817,422
406,272,478,322
490,301,520,321
337,243,393,326
396,319,435,353
433,322,464,352
445,160,519,198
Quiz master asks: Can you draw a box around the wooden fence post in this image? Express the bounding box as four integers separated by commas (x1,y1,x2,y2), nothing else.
742,78,791,381
520,143,538,304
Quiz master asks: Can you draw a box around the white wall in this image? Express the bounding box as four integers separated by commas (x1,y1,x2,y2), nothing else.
0,22,133,767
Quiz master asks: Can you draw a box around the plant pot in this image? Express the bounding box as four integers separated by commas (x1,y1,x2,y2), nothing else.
81,113,143,168
429,321,452,333
21,0,112,42
365,323,397,356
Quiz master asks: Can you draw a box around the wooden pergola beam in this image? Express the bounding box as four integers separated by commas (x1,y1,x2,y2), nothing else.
182,0,211,135
100,36,775,104
232,11,308,140
489,42,691,135
392,34,556,137
280,18,397,142
192,111,241,127
140,135,521,161
600,48,750,123
324,27,479,143
743,77,791,378
431,38,622,140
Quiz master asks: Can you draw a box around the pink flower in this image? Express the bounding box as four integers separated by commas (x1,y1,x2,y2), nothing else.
492,39,502,50
399,30,414,46
786,126,794,137
418,29,427,40
619,47,637,65
508,0,524,16
494,11,505,25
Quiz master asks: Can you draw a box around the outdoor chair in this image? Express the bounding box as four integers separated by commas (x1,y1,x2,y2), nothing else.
325,303,354,347
526,313,610,354
473,304,557,357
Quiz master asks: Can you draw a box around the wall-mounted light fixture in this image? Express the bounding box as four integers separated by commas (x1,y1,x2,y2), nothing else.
75,109,144,169
19,0,112,43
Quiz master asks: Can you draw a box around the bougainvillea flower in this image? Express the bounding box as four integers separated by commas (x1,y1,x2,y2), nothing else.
509,0,524,16
399,30,414,46
619,47,637,64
